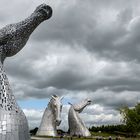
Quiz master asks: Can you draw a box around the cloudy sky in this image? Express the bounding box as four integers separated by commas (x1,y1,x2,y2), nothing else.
1,0,140,130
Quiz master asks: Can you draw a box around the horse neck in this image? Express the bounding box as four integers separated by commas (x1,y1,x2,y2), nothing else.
14,12,44,38
0,64,19,111
69,106,85,126
44,104,56,129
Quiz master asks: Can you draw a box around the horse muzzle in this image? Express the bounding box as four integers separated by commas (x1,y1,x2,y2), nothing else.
56,119,61,126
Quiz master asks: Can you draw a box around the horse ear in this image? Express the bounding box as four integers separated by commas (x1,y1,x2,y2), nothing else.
60,96,64,101
68,102,73,105
52,95,56,100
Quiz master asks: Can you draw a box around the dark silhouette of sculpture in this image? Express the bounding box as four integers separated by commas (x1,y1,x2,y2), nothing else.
0,4,52,140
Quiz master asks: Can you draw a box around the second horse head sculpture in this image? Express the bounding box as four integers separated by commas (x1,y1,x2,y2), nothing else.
37,95,63,136
68,98,92,137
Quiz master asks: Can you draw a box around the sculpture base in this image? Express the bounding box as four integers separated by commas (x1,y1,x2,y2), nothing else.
37,130,57,137
0,109,30,140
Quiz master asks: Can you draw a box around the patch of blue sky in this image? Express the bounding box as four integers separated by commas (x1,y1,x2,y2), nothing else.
18,98,74,109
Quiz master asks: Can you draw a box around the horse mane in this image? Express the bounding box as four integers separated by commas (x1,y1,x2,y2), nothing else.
69,99,89,112
48,95,58,107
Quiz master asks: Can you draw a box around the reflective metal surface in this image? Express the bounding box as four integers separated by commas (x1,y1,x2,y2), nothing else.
37,95,63,136
0,4,52,140
68,99,92,137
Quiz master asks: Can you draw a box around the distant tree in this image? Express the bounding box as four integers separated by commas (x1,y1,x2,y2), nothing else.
89,124,126,133
120,103,140,136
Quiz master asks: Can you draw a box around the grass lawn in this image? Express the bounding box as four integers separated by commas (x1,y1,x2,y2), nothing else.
31,136,140,140
31,138,140,140
31,132,140,140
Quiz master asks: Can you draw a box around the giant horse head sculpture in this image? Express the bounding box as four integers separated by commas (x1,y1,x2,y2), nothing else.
0,4,52,140
0,4,52,60
50,95,63,126
37,95,63,136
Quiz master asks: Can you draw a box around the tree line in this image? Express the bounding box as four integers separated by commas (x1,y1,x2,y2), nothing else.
89,103,140,137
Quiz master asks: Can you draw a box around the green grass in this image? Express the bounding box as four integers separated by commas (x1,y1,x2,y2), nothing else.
91,131,116,137
31,138,140,140
31,132,140,140
31,136,140,140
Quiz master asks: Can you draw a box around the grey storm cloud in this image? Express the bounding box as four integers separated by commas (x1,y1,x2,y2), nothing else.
1,0,140,127
30,0,140,60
